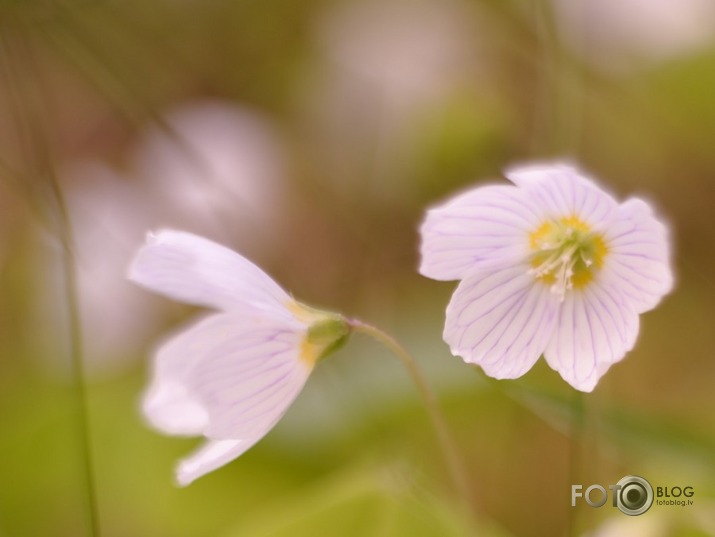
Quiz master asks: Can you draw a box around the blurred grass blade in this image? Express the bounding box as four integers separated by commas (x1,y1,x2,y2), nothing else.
0,27,100,537
504,383,715,466
222,464,507,537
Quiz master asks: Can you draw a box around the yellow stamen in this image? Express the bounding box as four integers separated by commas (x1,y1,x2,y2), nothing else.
528,215,608,298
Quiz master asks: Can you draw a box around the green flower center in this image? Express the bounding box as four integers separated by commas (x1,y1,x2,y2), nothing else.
528,216,607,300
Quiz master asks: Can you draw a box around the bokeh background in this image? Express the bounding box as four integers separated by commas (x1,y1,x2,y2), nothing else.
0,0,714,536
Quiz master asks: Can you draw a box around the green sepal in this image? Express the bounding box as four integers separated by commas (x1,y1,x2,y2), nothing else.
306,315,351,362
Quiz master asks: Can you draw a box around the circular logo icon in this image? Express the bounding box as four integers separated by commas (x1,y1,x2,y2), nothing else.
616,475,654,516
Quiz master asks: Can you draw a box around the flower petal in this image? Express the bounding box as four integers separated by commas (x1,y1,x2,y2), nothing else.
143,312,308,441
142,313,240,436
444,266,559,379
544,281,640,392
143,380,209,437
419,185,542,281
128,229,291,314
176,438,262,486
180,316,311,441
505,163,618,228
601,198,673,313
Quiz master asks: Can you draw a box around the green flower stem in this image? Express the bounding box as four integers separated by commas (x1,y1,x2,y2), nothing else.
0,33,99,537
57,196,100,537
567,390,585,537
349,320,474,507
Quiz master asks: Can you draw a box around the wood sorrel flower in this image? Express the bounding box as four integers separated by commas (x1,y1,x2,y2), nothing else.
128,230,349,485
419,163,673,392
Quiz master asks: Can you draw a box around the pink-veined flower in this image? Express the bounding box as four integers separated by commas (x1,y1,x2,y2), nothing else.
128,230,349,485
419,163,673,392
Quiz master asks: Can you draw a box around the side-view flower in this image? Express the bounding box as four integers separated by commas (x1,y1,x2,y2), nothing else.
419,163,673,392
128,230,349,485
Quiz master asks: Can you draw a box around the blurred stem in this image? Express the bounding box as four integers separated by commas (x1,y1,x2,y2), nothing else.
567,390,585,537
348,320,474,508
0,32,100,537
532,0,583,157
54,174,101,537
531,0,557,156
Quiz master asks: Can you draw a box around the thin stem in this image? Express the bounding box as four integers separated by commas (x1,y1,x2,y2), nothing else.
532,0,583,157
0,32,100,537
55,182,101,537
349,320,474,507
567,390,585,537
531,0,557,156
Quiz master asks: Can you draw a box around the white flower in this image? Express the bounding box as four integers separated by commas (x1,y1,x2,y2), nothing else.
318,0,472,111
136,101,282,214
419,163,673,392
33,162,161,377
133,100,286,244
128,230,349,485
552,0,715,71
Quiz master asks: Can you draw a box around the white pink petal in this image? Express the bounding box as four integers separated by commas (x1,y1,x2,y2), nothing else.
419,185,542,281
128,229,291,316
188,317,311,440
444,266,560,379
176,438,263,487
601,198,674,313
506,163,619,229
544,281,640,392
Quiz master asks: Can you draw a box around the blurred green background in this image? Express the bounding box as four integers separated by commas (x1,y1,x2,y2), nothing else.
0,0,714,536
